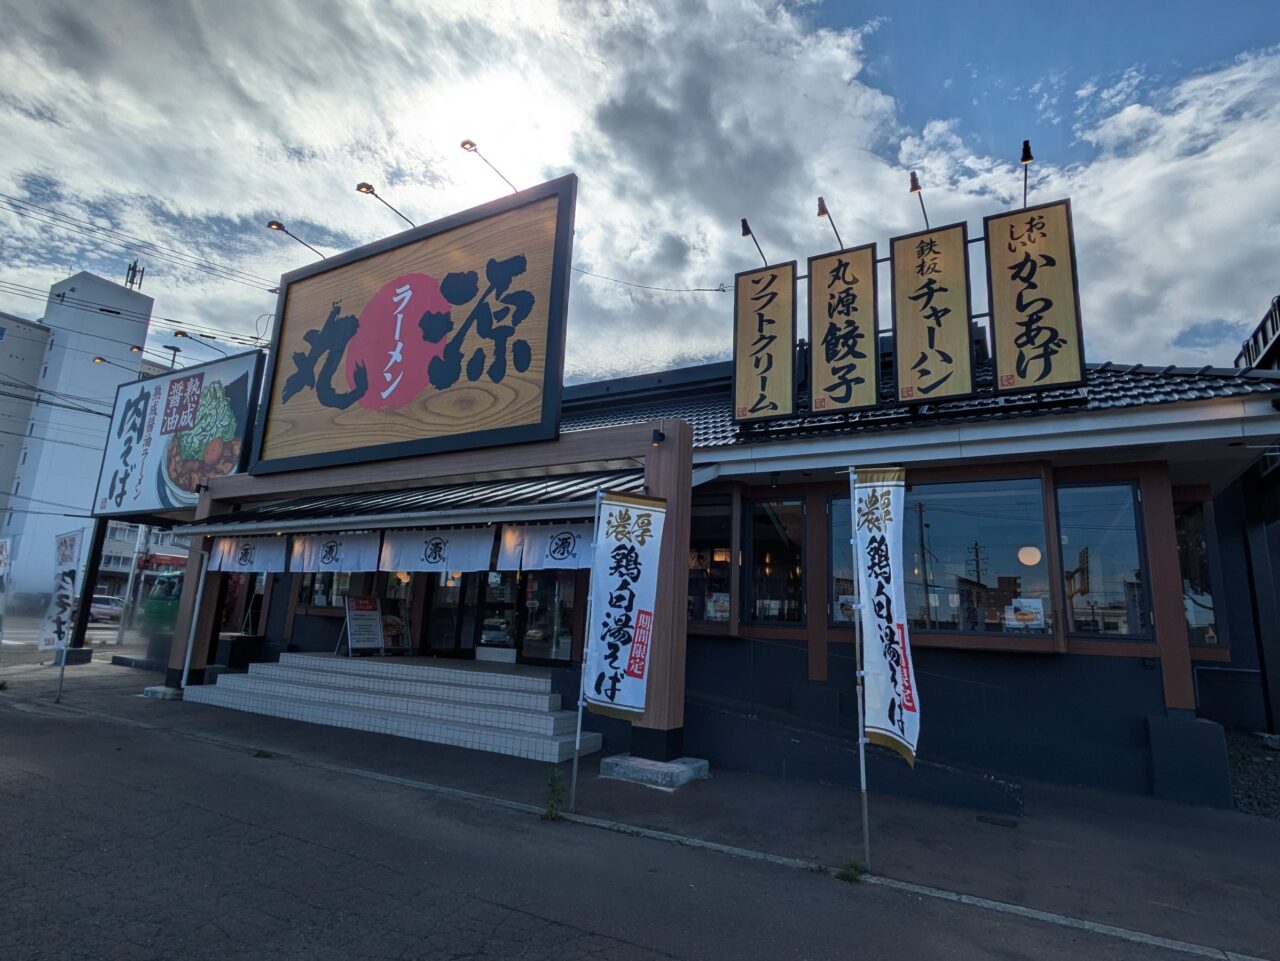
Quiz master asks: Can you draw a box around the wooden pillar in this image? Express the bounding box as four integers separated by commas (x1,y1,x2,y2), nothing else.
806,490,829,682
1140,463,1195,711
164,493,227,688
633,418,692,760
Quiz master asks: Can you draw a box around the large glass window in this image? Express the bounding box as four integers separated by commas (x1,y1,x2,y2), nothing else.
1175,501,1218,645
1056,484,1152,638
904,479,1053,635
688,497,732,623
830,497,857,625
745,499,804,623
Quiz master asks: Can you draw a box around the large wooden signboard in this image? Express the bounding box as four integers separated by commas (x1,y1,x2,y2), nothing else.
252,175,577,474
808,243,879,412
984,200,1086,393
890,223,974,404
733,262,796,422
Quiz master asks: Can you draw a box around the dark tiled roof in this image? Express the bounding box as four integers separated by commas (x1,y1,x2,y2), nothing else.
194,469,645,530
562,360,1280,449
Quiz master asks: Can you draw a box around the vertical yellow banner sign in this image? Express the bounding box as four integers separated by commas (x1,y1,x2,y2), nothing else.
808,244,879,412
984,200,1086,392
733,262,796,422
891,223,974,403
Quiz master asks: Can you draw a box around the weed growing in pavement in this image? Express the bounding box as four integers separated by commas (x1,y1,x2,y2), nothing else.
0,680,8,691
542,768,567,820
835,860,865,883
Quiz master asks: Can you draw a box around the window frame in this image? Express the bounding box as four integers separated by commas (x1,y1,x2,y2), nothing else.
1053,479,1156,643
827,494,858,630
741,495,808,627
895,474,1058,642
687,494,735,629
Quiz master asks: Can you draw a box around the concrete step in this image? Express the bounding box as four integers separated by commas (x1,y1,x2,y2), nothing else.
249,662,563,713
183,684,601,762
277,652,553,693
215,672,576,736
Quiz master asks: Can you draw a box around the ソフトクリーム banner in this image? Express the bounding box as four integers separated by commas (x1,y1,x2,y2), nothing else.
584,492,667,716
252,176,577,474
852,468,921,765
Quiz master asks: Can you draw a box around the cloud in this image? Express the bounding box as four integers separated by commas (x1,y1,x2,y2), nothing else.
0,1,1275,381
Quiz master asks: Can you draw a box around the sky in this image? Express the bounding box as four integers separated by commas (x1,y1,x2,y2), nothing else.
0,0,1276,378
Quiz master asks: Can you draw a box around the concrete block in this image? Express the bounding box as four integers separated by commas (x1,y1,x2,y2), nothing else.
142,685,184,700
1147,715,1232,808
599,754,710,791
475,647,517,663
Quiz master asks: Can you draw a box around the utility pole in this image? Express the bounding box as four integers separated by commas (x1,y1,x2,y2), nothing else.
916,502,932,629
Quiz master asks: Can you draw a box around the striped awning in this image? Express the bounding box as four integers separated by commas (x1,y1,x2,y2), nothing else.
176,469,647,537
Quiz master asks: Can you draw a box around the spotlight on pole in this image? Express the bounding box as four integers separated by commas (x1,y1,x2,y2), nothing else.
264,219,325,260
909,171,930,230
459,138,518,194
1020,139,1034,209
740,218,768,267
355,181,415,227
817,196,843,249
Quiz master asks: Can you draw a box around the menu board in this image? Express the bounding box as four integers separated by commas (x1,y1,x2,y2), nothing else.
344,596,384,653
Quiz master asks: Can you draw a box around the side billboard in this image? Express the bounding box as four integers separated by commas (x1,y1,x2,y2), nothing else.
93,351,265,517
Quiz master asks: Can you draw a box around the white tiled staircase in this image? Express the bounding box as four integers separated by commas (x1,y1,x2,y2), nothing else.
183,652,601,762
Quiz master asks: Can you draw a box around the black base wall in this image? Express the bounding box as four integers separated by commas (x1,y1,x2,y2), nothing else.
686,633,1169,795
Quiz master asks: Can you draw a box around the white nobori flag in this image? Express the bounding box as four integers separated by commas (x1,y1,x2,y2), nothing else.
852,468,920,765
583,492,667,717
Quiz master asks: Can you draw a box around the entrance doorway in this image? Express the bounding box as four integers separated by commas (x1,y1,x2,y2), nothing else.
420,570,580,665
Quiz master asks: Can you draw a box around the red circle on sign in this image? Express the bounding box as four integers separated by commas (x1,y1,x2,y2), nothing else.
345,273,450,411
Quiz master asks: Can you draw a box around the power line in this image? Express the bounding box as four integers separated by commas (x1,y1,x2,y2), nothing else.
571,266,729,294
0,429,101,451
0,378,111,417
3,490,95,512
0,194,277,291
0,506,93,519
0,280,266,346
0,389,110,417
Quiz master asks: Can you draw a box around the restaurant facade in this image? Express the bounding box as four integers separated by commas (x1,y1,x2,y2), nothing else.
154,177,1280,807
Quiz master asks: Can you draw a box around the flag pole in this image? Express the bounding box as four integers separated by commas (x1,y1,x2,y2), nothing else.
855,601,871,872
569,489,605,814
850,469,872,873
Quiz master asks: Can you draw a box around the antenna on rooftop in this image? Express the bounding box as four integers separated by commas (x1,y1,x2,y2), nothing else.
125,259,146,290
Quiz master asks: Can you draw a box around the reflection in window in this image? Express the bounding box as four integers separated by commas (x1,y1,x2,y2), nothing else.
745,499,804,623
1175,502,1218,645
904,479,1052,634
522,571,576,660
1057,484,1152,638
688,497,732,623
830,498,858,624
299,572,352,608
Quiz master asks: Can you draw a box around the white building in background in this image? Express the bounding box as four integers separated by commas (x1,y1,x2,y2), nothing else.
0,310,53,523
2,272,154,607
